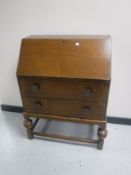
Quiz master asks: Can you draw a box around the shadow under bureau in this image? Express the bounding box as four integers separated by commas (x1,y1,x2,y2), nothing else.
17,35,111,149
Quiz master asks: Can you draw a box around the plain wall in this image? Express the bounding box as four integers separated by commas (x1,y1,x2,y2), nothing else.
0,0,131,118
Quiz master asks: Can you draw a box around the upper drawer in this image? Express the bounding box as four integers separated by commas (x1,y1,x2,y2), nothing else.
18,78,109,103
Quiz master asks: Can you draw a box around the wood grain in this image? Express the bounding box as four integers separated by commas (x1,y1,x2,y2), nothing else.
18,77,109,103
17,35,111,80
22,97,106,120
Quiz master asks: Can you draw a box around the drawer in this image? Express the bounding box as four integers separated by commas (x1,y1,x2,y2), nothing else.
19,78,109,103
22,97,106,120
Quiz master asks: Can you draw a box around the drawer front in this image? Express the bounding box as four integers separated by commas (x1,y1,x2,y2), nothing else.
19,78,109,103
22,97,106,120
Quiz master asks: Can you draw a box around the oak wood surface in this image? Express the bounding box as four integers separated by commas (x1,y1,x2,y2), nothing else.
23,112,106,125
18,77,109,103
22,97,106,120
17,35,111,80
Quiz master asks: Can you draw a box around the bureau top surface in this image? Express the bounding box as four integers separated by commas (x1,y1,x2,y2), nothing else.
17,35,111,80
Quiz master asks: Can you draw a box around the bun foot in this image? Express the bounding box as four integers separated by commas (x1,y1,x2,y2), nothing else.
97,124,107,150
23,112,33,139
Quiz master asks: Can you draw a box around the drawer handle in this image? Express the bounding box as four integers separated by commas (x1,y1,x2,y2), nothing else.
35,101,43,107
84,88,92,97
82,106,91,116
31,83,40,92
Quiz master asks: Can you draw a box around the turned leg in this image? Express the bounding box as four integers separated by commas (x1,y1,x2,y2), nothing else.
97,123,107,150
23,112,33,139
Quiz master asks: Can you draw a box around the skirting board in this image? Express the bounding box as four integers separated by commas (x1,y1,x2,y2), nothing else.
1,104,131,125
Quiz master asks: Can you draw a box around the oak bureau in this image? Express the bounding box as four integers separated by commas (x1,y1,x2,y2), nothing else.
17,35,111,149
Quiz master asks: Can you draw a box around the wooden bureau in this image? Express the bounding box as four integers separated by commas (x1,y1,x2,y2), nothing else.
17,35,111,149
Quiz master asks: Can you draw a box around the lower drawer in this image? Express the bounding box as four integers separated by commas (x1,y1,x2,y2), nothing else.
22,97,106,120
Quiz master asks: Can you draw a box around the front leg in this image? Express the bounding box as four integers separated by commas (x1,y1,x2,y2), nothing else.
97,123,107,150
23,112,33,139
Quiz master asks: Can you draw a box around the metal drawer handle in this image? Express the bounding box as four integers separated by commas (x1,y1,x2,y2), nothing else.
31,83,40,92
35,101,43,107
84,88,92,97
82,106,91,116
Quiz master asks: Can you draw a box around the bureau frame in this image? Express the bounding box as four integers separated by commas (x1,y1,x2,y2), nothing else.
17,35,111,150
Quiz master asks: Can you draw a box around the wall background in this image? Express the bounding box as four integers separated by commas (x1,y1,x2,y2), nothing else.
0,0,131,118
